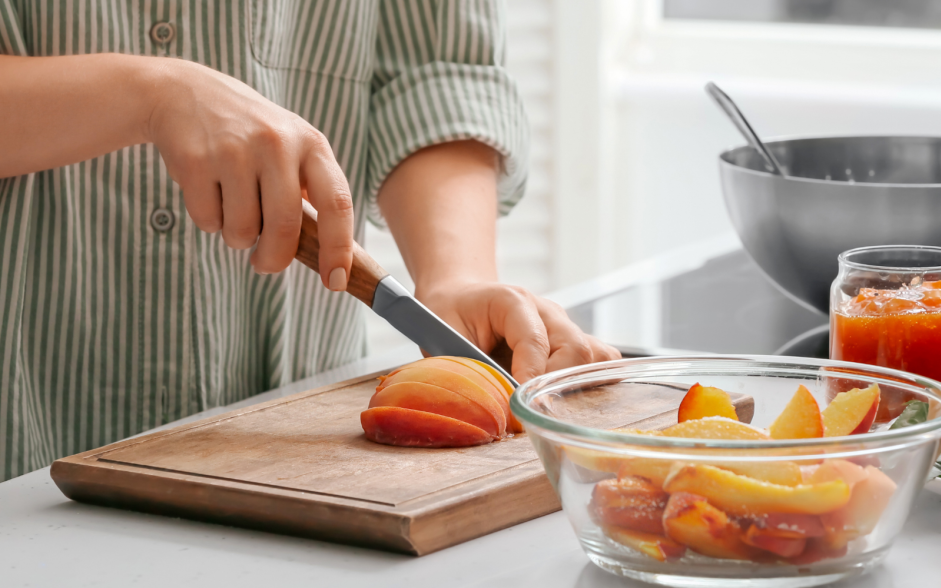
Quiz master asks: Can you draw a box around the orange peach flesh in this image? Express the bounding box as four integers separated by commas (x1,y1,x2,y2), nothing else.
769,385,824,440
662,492,756,561
602,525,686,561
822,384,881,437
442,356,525,434
677,383,739,422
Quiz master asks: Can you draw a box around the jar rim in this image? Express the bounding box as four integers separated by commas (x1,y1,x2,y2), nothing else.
839,245,941,273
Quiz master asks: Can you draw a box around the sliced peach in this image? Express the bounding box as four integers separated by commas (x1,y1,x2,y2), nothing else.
745,512,825,539
360,407,493,447
618,458,802,488
369,382,502,438
379,366,507,436
565,446,628,474
384,358,511,424
743,525,807,558
822,384,880,436
678,383,739,422
662,492,755,560
661,417,771,441
602,525,686,561
445,357,524,434
770,385,824,440
807,459,869,489
819,465,896,547
440,356,526,434
590,476,670,535
663,464,851,516
787,537,847,565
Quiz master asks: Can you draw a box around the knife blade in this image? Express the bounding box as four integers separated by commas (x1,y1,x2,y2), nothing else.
294,200,519,388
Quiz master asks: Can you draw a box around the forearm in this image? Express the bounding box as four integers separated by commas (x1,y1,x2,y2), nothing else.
0,54,165,178
377,140,500,297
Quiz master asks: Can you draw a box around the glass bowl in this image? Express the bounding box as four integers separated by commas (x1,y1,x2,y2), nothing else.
510,356,941,588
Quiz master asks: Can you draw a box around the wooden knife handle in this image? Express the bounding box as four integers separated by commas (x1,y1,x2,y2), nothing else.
295,199,389,307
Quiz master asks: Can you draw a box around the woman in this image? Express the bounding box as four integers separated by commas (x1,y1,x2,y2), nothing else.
0,0,619,481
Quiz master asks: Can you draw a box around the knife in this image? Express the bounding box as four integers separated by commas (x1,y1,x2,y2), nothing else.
294,200,519,388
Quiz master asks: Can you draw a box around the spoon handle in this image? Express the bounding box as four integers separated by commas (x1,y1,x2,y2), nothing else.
705,82,786,177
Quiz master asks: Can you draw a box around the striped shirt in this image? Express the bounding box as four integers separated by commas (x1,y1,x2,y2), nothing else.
0,0,528,481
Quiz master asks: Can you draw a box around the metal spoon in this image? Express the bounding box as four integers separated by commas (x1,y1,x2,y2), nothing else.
705,81,787,177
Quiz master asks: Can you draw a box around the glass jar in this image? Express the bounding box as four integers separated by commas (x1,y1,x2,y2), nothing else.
830,245,941,383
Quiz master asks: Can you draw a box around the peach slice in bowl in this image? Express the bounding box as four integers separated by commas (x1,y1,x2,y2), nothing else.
510,356,941,588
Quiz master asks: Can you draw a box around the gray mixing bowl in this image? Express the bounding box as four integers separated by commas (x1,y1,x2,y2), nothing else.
720,136,941,314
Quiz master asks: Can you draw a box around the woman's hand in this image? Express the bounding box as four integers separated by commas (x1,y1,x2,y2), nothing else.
418,280,621,383
0,54,354,286
148,60,354,284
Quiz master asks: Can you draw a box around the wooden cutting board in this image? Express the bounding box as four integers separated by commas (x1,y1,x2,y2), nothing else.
50,369,753,556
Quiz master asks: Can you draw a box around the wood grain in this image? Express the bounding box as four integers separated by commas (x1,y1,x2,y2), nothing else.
295,200,388,307
50,371,754,556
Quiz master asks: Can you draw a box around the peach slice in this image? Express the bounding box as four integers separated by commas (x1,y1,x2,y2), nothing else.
807,459,869,488
769,385,824,440
565,446,628,475
787,537,847,565
745,512,825,539
590,476,670,535
602,525,686,561
384,358,511,425
660,417,771,441
663,464,851,516
439,356,525,434
618,458,802,488
678,383,739,422
743,525,806,558
380,366,507,436
360,407,493,447
822,384,880,437
369,382,502,438
818,465,896,548
662,492,755,560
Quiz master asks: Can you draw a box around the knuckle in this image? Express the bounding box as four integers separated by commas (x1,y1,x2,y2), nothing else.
569,339,594,364
224,224,260,249
265,214,301,240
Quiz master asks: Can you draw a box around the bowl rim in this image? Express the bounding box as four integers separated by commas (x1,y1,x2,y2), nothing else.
718,134,941,188
510,354,941,450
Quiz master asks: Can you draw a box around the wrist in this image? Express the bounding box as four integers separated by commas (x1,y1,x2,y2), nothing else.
138,56,191,144
415,274,496,304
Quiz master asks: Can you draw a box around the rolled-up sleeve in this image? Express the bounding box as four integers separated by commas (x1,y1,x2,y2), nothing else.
367,0,530,225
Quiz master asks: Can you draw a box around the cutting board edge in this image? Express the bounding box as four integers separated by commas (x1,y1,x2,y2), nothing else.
50,455,422,555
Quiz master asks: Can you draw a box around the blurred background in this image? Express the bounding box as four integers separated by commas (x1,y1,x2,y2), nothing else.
364,0,941,350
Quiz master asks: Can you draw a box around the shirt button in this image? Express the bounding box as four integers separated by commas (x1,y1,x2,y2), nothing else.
150,208,175,232
150,21,175,46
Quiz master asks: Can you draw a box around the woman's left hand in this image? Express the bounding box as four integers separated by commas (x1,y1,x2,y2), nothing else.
418,280,621,384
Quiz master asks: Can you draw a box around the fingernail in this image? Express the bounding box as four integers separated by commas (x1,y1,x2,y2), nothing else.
329,267,347,291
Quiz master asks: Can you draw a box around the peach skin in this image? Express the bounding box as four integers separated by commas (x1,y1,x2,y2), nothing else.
360,406,493,447
380,366,507,436
369,382,502,439
590,476,670,535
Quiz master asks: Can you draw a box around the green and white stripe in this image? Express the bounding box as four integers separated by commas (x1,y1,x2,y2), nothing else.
0,0,528,481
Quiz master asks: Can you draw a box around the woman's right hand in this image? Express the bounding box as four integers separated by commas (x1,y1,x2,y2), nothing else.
146,59,354,287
